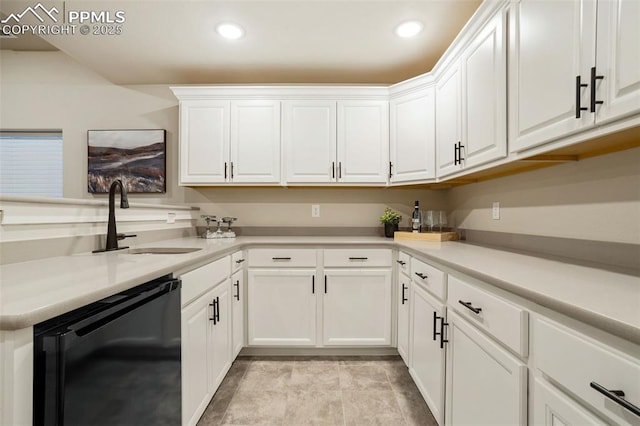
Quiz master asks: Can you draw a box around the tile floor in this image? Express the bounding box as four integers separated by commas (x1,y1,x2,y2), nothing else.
197,356,438,426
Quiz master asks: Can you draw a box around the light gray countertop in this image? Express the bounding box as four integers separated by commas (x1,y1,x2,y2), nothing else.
1,236,638,344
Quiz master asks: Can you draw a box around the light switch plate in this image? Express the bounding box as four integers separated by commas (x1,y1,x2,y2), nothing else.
311,205,320,218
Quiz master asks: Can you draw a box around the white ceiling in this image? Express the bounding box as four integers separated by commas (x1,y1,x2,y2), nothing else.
0,0,482,85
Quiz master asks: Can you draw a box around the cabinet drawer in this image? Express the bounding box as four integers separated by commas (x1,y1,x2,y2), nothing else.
248,248,317,267
534,318,640,424
323,249,391,267
448,276,528,357
410,257,446,300
396,251,411,275
181,256,230,307
231,250,245,273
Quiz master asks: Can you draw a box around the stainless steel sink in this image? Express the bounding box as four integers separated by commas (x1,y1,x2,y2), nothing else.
126,247,202,255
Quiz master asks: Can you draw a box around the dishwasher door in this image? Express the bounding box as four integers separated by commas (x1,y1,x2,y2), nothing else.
33,276,181,426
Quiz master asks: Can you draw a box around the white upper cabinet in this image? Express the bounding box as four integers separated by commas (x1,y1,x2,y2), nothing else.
284,99,388,184
180,100,230,184
460,9,507,169
436,62,463,177
230,100,281,183
337,100,389,184
178,99,280,184
594,0,640,125
509,0,639,153
389,87,436,183
284,100,337,183
437,9,507,178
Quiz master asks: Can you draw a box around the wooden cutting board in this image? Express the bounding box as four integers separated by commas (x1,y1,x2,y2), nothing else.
394,231,458,242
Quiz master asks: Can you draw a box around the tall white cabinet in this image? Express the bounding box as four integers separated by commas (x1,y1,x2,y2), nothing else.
389,86,436,183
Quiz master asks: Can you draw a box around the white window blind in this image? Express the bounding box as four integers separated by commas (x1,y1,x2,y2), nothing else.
0,131,63,198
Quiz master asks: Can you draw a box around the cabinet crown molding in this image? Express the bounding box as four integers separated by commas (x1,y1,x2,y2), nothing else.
171,85,389,101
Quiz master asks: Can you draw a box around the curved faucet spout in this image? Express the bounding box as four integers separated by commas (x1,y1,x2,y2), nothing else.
105,179,129,251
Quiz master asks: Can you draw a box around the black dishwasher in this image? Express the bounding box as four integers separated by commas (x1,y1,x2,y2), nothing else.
33,275,181,426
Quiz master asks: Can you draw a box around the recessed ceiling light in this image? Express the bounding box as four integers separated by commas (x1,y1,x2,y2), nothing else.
216,23,244,40
395,21,424,38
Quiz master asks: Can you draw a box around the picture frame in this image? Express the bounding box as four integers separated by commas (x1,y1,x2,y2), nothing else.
87,129,166,193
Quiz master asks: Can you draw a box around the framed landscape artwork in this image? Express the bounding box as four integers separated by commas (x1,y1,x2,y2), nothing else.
88,129,166,193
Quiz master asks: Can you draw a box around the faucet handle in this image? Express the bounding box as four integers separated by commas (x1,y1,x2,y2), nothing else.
117,233,137,241
201,215,217,226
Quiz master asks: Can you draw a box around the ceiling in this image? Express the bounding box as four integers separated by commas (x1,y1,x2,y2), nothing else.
0,0,482,85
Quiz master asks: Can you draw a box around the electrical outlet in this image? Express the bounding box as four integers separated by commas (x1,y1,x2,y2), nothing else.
312,204,320,218
492,202,500,220
166,212,176,224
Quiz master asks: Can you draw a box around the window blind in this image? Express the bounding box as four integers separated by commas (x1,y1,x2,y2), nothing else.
0,131,63,198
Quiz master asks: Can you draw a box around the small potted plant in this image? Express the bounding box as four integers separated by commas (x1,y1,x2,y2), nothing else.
380,208,402,238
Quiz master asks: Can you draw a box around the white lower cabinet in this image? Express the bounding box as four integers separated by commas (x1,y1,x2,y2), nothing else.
445,310,527,426
180,259,232,426
532,377,606,426
247,269,317,346
323,269,392,346
397,270,411,364
409,282,446,425
231,269,244,359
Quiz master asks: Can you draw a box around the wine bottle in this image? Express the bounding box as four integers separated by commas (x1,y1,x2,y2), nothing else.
412,201,421,233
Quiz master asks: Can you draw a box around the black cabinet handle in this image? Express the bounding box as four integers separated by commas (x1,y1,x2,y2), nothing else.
590,382,640,416
415,272,428,280
230,162,234,179
575,75,589,118
216,297,220,322
454,141,465,165
590,67,604,112
389,161,393,179
401,284,408,305
396,260,406,266
272,257,292,261
459,300,482,314
332,162,335,179
224,162,228,179
209,298,219,324
338,162,342,179
324,275,327,294
234,280,240,301
348,257,368,261
312,275,315,294
440,319,449,348
235,258,245,264
458,142,464,163
433,311,440,341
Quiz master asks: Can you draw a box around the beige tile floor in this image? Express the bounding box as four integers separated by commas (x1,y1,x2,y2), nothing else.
197,356,438,426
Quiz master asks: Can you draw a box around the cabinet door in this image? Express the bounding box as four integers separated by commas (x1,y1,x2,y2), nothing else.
337,100,389,184
323,269,392,346
397,272,411,365
409,282,446,425
230,100,281,183
594,0,640,125
209,280,232,392
247,269,317,345
179,100,230,184
181,288,215,426
436,62,463,177
508,0,597,152
445,311,527,426
461,10,507,169
389,88,436,183
231,270,244,359
284,100,337,183
532,378,606,426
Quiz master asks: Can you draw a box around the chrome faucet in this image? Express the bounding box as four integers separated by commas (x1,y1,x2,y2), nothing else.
94,179,136,252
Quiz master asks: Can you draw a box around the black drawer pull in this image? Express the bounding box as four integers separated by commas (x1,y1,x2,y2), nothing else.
272,257,292,261
235,258,245,264
590,382,640,416
402,284,408,304
348,257,368,260
396,260,406,266
459,300,482,314
415,272,428,280
234,280,240,301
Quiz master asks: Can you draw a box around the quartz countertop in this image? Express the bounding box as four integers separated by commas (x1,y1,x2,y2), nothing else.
1,236,638,344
